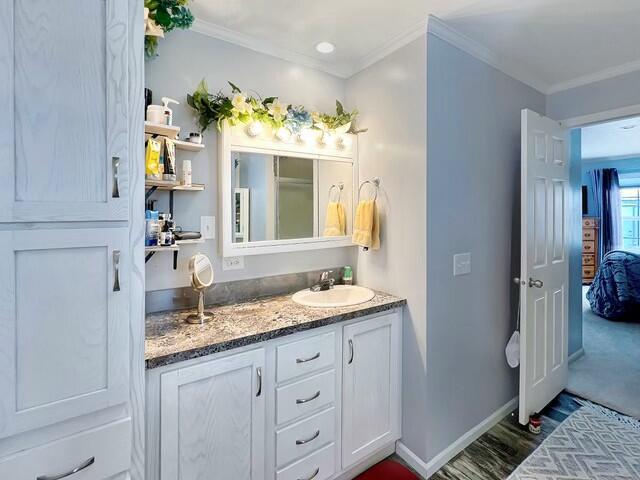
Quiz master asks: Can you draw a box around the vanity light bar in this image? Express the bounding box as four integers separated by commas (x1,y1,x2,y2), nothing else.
244,124,350,148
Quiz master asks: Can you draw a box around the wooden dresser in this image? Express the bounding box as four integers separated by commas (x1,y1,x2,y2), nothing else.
582,217,599,284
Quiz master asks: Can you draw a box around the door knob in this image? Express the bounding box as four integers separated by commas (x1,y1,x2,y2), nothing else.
529,278,543,288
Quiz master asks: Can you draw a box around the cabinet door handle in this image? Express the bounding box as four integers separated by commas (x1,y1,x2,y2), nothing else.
296,429,320,445
296,352,320,364
348,339,354,364
297,467,320,480
113,250,121,292
112,157,120,198
37,456,95,480
256,367,262,397
296,390,320,404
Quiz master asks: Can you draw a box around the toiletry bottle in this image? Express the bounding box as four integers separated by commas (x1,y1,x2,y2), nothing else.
161,97,180,126
343,266,353,285
182,160,192,186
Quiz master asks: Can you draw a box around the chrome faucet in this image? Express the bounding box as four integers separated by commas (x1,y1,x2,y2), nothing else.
311,270,335,292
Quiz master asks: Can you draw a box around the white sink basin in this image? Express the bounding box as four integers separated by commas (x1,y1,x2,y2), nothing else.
292,285,375,308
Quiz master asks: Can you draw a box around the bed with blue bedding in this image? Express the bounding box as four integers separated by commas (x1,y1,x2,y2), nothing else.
587,248,640,320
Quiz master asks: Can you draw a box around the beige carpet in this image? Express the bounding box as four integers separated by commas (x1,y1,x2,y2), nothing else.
567,287,640,419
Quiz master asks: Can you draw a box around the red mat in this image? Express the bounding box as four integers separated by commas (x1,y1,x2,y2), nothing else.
355,459,420,480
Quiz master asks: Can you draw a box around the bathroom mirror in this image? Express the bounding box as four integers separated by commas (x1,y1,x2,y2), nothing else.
185,253,214,324
220,124,357,257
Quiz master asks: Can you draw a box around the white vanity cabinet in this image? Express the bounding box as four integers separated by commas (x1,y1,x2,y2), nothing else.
159,349,266,480
146,309,403,480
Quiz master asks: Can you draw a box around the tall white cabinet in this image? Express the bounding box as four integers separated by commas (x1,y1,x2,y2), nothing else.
0,0,142,479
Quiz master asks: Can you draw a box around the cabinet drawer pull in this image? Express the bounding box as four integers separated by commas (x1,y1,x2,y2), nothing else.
348,339,354,364
37,456,95,480
296,352,320,364
297,467,320,480
113,250,121,292
112,157,120,198
256,367,262,397
296,390,320,404
295,429,320,445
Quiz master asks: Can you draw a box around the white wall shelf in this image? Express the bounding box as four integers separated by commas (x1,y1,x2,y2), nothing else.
145,180,205,192
145,121,180,138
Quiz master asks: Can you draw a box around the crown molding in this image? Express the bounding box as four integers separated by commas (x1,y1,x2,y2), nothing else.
426,15,550,94
547,58,640,95
353,19,428,75
190,18,352,78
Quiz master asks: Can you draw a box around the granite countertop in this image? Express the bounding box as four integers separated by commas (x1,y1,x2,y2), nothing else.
145,290,405,369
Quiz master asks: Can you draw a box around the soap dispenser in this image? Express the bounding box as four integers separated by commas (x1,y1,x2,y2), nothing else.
161,97,179,126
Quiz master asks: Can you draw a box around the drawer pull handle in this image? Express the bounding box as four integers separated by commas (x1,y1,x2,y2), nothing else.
348,339,354,364
112,157,120,198
296,429,320,445
297,467,320,480
37,456,95,480
256,367,262,397
296,352,320,364
113,250,121,292
296,390,320,404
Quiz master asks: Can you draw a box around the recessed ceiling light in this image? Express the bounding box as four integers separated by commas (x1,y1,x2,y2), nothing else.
315,41,335,54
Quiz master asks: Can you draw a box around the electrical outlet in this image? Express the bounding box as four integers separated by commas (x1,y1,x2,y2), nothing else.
222,256,244,271
201,216,215,239
453,253,471,276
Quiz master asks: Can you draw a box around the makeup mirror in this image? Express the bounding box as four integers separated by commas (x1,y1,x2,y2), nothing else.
185,253,214,324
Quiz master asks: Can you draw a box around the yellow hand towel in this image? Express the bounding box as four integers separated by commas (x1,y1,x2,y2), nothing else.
323,202,347,236
352,199,380,250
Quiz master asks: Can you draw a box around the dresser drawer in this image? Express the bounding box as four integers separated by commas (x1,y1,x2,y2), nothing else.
583,240,596,253
276,407,335,468
583,218,597,228
0,418,131,480
276,443,335,480
582,229,596,241
277,370,335,425
582,254,595,266
277,332,335,383
582,266,595,278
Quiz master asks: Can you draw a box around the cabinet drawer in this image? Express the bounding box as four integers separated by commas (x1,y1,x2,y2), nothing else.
583,240,596,253
582,229,596,241
583,218,597,228
0,418,131,480
276,443,335,480
277,370,335,425
582,266,595,278
582,254,595,266
277,332,335,383
276,408,335,468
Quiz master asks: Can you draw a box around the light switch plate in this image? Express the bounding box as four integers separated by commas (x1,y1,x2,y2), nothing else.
453,253,471,276
222,256,244,271
201,216,215,239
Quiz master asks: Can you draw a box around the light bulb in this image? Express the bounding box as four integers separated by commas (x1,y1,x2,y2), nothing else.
276,127,291,141
337,134,352,148
320,132,333,145
298,129,316,144
246,121,263,137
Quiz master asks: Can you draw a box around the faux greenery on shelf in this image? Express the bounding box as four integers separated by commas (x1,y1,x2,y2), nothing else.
144,0,194,58
186,80,366,135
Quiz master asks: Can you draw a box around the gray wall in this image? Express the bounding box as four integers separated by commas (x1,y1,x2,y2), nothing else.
145,30,355,291
547,70,640,120
425,33,546,462
345,37,428,459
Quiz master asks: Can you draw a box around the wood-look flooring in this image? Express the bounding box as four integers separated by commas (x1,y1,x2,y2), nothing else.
391,392,582,480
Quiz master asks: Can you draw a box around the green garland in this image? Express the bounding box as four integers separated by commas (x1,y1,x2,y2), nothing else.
187,80,366,135
145,0,194,58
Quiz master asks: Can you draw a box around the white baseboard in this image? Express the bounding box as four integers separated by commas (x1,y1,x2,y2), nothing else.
396,396,519,478
569,348,585,364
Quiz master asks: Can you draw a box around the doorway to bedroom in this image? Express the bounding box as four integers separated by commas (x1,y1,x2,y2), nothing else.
568,115,640,419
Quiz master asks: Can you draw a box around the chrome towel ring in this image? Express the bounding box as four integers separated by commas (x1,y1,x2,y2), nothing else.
358,177,380,201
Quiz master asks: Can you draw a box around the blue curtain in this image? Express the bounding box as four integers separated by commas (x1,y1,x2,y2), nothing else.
590,168,622,260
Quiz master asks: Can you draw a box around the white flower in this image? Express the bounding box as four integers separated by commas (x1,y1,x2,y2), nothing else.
232,93,253,115
268,99,287,120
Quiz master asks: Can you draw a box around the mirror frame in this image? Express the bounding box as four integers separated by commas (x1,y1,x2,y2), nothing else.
219,124,358,257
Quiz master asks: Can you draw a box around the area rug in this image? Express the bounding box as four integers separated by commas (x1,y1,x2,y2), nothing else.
507,402,640,479
355,459,419,480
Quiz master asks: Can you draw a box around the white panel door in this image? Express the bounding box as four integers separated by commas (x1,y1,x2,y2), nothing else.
519,109,570,425
0,0,129,222
160,349,266,480
0,228,130,438
342,313,401,469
